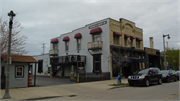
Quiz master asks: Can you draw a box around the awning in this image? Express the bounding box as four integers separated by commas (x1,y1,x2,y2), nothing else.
74,33,82,38
113,32,122,36
63,36,70,41
51,38,58,43
136,38,142,41
124,34,130,38
90,27,102,34
130,36,135,39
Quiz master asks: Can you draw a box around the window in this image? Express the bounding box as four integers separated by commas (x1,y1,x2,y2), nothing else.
93,54,101,72
124,38,127,46
15,66,24,78
93,34,101,41
136,40,140,48
130,39,133,47
77,39,81,50
113,35,119,45
65,41,69,51
53,43,58,50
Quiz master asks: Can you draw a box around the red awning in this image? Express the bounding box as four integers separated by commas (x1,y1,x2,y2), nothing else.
51,38,58,43
74,33,82,38
63,36,70,41
90,27,102,34
130,36,135,39
113,32,122,36
124,34,130,38
136,38,142,41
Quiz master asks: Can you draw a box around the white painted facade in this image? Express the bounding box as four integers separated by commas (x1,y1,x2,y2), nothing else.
31,53,51,76
50,18,110,77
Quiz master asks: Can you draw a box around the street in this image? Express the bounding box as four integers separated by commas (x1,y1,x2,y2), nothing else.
46,81,180,100
1,79,179,100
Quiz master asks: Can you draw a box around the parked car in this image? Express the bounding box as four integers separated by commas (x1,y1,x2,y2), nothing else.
128,67,162,87
160,70,177,83
175,71,180,80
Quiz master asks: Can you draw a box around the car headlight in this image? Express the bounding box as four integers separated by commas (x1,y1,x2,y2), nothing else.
139,75,145,79
128,76,131,79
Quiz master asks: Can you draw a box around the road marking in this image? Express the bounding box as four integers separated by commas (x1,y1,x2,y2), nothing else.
165,93,179,99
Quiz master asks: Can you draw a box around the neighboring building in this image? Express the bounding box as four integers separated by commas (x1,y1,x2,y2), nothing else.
144,37,161,69
49,18,145,79
31,53,51,76
1,55,37,89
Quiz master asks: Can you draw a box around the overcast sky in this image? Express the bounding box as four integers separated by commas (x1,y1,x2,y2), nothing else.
0,0,179,56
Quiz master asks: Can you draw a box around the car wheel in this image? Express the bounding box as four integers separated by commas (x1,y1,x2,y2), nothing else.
167,78,170,83
145,79,149,87
158,78,162,84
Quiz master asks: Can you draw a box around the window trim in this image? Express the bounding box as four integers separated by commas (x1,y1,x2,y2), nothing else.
15,65,24,78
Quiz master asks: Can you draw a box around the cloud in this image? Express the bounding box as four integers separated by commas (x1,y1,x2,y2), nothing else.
1,0,179,55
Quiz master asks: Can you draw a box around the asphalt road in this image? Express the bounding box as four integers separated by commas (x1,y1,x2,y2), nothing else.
46,81,179,100
35,75,75,87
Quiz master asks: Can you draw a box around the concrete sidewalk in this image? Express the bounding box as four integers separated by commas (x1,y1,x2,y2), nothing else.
1,79,128,100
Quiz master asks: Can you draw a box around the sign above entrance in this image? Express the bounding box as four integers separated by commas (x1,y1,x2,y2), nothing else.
77,61,85,72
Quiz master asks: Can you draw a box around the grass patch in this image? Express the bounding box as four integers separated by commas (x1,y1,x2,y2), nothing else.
109,83,129,86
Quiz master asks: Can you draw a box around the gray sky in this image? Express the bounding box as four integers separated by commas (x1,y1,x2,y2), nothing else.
0,0,179,56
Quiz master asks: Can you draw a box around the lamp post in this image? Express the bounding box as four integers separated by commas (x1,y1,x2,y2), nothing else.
163,34,170,70
2,11,15,99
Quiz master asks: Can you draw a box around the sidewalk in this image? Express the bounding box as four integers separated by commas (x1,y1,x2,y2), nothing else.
1,79,128,100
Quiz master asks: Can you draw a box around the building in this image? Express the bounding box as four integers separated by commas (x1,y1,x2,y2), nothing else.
1,55,37,89
49,18,145,79
31,53,51,76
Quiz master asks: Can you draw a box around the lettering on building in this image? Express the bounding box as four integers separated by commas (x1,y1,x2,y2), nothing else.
89,21,107,29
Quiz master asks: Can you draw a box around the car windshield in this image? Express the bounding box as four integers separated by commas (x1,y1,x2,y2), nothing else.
133,69,149,74
176,71,180,73
160,71,168,74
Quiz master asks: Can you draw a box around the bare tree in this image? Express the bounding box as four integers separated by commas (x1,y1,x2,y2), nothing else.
0,18,28,55
110,45,133,83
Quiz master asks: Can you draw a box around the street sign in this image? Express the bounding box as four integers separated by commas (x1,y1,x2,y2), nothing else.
77,62,84,72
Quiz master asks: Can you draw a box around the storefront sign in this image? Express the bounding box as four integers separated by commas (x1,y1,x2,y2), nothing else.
89,21,107,29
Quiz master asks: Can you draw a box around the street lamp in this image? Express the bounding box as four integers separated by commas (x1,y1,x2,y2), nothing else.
163,34,170,70
2,11,15,99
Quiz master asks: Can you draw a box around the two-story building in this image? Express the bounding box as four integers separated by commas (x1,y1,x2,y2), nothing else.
49,18,145,79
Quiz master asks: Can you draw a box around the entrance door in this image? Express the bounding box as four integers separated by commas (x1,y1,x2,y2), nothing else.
1,66,5,89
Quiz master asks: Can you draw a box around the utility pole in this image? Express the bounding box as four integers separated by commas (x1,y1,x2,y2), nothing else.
42,43,45,54
166,41,168,49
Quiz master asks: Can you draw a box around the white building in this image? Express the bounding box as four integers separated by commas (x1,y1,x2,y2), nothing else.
49,18,145,79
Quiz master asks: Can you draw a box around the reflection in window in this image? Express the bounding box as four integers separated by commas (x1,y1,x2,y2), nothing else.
15,66,24,78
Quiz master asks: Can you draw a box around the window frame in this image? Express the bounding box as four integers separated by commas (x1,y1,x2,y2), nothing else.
15,65,24,78
124,37,127,46
113,35,119,45
93,34,101,42
77,38,81,50
136,40,140,48
65,41,69,51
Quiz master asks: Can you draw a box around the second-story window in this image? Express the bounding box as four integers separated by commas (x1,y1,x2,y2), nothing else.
113,35,119,45
93,34,101,41
136,40,140,48
77,39,81,50
53,43,58,50
130,39,133,47
65,41,69,51
124,37,127,46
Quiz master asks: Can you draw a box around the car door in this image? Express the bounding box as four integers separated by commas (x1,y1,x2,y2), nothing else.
149,69,156,82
